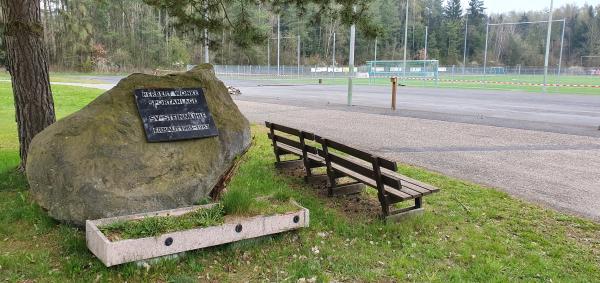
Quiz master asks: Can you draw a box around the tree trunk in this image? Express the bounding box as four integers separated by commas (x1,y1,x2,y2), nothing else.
1,0,56,171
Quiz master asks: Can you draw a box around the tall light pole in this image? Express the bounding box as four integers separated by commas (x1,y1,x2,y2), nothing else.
348,8,356,106
424,26,428,60
483,18,489,76
277,14,281,76
557,19,566,84
543,0,554,92
463,15,469,74
402,0,409,81
424,7,430,68
332,32,336,72
297,34,301,76
374,37,378,73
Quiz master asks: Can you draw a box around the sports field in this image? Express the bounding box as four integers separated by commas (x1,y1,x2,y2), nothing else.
216,73,600,95
2,70,597,95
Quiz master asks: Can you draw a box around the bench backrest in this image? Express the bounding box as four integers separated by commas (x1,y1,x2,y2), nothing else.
315,135,401,190
265,122,321,155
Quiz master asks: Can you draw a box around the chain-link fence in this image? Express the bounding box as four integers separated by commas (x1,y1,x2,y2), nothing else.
208,64,600,93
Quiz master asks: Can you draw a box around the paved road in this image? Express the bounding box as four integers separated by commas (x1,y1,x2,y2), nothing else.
224,81,600,137
58,77,600,221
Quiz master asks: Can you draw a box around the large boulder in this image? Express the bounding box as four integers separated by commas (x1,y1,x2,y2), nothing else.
27,64,251,226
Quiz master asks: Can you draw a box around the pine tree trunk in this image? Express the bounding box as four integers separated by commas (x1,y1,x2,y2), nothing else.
1,0,56,171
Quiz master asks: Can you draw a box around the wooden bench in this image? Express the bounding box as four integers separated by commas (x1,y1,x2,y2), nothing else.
266,122,440,220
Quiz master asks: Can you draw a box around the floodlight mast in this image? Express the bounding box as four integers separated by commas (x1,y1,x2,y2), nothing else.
558,19,566,85
348,6,356,106
543,0,554,92
424,26,428,61
463,15,468,74
483,19,489,77
297,34,301,76
374,37,378,74
402,0,409,81
277,14,281,76
332,32,336,71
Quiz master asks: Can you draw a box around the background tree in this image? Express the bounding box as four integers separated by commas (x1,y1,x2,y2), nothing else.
466,0,486,64
443,0,463,63
1,0,56,170
2,0,595,70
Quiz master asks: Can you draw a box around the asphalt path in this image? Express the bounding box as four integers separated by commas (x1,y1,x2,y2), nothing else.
224,80,600,137
58,76,600,221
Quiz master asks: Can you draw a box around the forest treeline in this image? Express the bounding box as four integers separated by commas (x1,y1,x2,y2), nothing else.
3,0,599,72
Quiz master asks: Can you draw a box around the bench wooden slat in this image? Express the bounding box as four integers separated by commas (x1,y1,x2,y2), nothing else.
276,143,324,163
332,155,437,194
315,136,397,171
378,172,432,195
267,133,322,156
265,122,301,136
329,163,422,200
381,169,440,193
384,187,414,200
303,144,322,155
328,154,375,179
301,131,316,140
327,155,430,194
267,133,319,154
398,182,432,195
268,133,302,150
276,146,297,156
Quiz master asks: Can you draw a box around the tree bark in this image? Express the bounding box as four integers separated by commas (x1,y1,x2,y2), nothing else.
1,0,56,171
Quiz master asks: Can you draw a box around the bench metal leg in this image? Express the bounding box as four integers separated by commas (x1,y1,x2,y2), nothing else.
415,197,422,209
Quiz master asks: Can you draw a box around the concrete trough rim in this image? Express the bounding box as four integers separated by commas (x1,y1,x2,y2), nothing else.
86,200,309,266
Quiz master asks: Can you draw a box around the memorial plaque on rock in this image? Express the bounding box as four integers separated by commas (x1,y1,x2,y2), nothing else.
134,88,219,142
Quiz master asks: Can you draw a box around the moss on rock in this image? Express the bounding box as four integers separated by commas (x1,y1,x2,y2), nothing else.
26,65,251,226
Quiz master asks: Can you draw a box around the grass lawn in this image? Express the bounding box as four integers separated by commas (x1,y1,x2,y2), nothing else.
0,71,122,85
1,82,600,282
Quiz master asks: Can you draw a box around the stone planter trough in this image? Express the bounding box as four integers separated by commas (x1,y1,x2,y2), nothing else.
86,202,309,267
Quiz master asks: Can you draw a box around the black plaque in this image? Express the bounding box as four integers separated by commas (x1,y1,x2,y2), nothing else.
134,88,219,142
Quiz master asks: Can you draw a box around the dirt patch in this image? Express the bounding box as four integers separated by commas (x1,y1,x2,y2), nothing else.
277,167,383,222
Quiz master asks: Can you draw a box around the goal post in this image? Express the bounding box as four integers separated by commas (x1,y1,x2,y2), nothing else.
483,18,566,88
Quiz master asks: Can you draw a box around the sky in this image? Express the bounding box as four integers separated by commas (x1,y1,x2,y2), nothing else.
460,0,595,13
